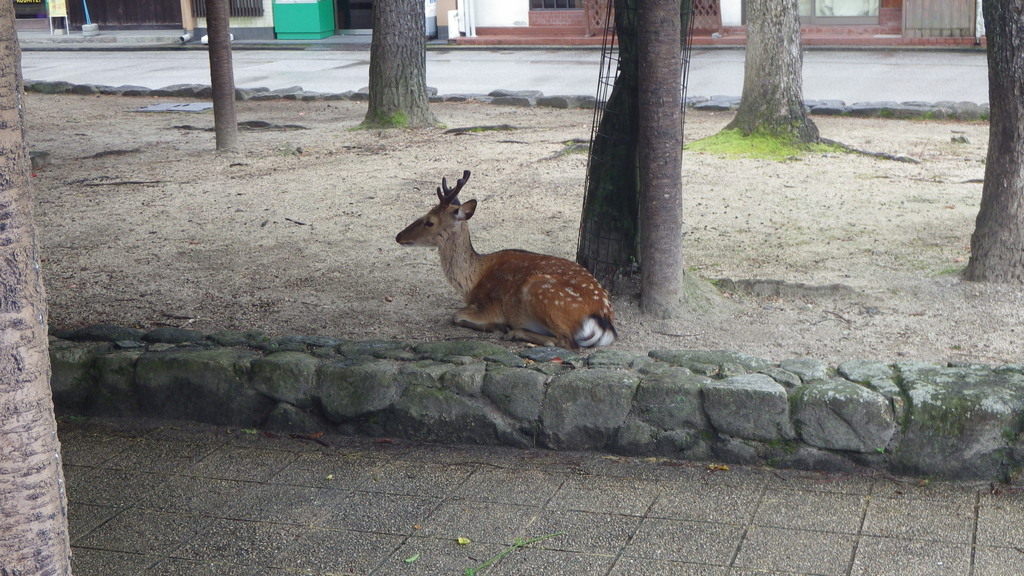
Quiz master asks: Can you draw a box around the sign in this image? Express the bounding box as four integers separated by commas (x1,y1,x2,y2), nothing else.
48,0,67,18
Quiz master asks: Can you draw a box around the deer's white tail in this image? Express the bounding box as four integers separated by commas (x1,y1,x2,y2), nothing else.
574,315,617,348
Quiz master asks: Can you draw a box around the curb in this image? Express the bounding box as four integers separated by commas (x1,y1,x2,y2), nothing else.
23,79,991,119
50,324,1024,483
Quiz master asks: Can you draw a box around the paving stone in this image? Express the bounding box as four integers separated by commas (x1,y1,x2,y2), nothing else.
850,537,971,576
59,418,1019,576
623,518,743,564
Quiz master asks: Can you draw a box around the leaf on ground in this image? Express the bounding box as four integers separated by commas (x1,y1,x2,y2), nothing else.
457,537,472,545
404,553,420,563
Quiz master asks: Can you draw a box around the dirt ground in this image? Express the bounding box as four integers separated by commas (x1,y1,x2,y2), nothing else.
26,93,1019,366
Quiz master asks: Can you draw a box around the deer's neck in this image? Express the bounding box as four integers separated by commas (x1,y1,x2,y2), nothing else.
438,224,484,299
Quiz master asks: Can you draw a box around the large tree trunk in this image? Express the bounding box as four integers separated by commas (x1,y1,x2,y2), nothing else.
363,0,437,128
0,4,73,575
577,0,639,287
637,0,683,318
726,0,818,143
964,0,1024,282
206,0,237,151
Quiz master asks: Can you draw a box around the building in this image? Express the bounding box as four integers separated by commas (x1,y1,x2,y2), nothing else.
12,0,985,47
449,0,985,47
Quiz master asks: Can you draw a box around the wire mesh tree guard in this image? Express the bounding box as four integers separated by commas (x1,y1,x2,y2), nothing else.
576,0,697,290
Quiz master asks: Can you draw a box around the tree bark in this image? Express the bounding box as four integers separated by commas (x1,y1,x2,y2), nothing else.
577,0,640,286
206,0,237,151
364,0,438,128
964,0,1024,282
638,0,683,318
725,0,818,143
0,4,73,575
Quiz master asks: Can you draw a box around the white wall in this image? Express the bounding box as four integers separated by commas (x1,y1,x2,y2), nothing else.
473,0,529,27
721,0,742,26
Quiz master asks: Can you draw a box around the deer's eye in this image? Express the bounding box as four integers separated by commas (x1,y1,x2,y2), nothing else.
424,221,434,227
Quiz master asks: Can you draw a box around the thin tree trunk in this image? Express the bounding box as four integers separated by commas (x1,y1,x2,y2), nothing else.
638,0,683,318
0,4,73,575
207,0,237,150
964,0,1024,282
726,0,818,143
364,0,437,128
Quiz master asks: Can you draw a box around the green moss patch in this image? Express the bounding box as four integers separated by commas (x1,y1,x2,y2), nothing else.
686,128,843,161
358,110,410,129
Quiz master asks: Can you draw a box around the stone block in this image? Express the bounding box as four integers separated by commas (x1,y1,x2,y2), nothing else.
134,348,270,427
780,357,830,382
837,359,893,383
793,379,895,453
482,366,547,423
143,327,204,344
413,340,509,361
541,369,640,450
703,374,795,441
634,368,710,431
251,351,321,409
90,350,143,417
891,364,1024,480
55,324,143,343
488,89,543,99
388,385,528,447
50,341,110,410
264,402,324,434
649,349,771,375
316,359,402,421
31,81,75,94
441,362,487,396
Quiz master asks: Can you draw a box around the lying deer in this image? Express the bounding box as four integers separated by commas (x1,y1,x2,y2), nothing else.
396,170,617,349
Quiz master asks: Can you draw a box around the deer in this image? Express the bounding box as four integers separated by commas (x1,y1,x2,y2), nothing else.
395,170,617,350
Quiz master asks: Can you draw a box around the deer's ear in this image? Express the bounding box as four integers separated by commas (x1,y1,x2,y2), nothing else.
456,199,477,221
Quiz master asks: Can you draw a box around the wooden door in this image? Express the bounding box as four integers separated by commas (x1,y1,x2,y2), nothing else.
903,0,976,38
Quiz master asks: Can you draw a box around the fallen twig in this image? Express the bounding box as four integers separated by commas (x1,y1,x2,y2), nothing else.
82,180,167,187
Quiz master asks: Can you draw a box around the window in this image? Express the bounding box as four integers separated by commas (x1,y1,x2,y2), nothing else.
191,0,265,18
530,0,579,9
798,0,879,23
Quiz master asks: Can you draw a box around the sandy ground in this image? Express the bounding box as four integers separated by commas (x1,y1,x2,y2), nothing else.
26,93,1020,366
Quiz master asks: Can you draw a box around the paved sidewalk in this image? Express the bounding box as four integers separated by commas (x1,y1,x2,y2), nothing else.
62,417,1023,576
17,29,990,104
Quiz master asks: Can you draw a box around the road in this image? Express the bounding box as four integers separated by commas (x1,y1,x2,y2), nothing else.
19,48,989,104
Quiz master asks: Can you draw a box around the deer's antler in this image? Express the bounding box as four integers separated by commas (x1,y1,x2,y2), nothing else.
437,170,472,206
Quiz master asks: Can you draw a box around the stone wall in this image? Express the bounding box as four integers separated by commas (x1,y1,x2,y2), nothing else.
50,324,1024,483
23,80,990,121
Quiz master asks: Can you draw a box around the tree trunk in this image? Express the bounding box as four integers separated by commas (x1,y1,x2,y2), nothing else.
363,0,438,128
964,0,1024,282
206,0,237,151
577,0,639,286
725,0,818,143
0,4,73,575
638,0,683,318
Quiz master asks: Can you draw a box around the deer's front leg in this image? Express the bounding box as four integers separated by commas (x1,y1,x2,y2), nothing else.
504,328,561,348
452,305,506,334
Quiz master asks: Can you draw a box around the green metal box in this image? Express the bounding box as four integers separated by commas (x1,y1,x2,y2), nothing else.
273,0,335,40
